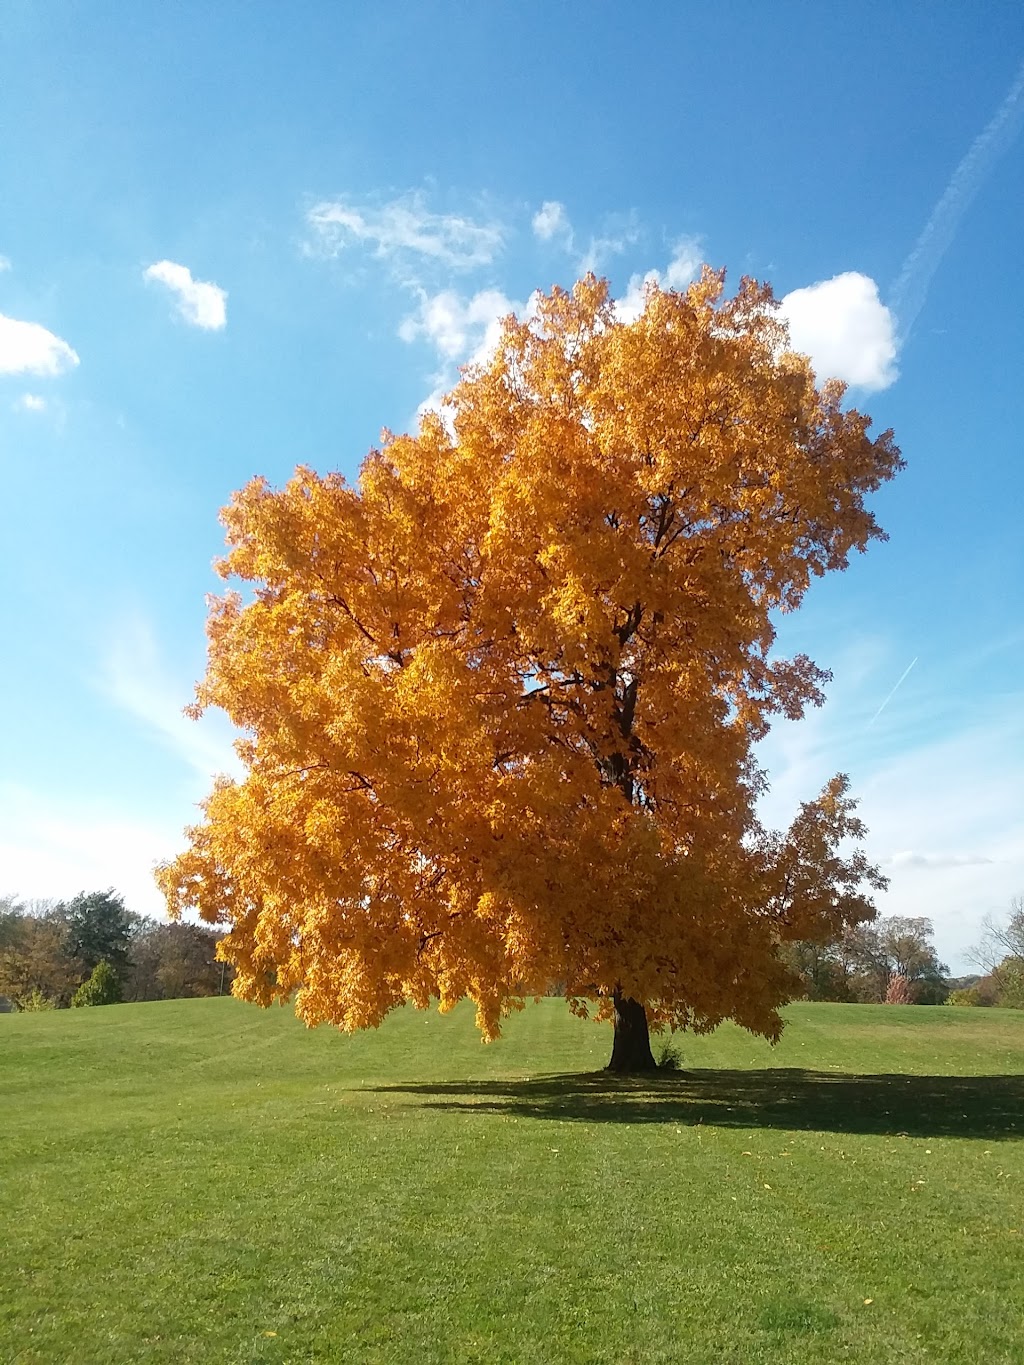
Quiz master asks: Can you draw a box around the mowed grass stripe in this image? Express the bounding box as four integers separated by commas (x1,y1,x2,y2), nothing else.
2,998,1023,1363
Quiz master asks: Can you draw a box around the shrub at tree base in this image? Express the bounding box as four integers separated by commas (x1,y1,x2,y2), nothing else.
71,960,122,1008
158,272,901,1071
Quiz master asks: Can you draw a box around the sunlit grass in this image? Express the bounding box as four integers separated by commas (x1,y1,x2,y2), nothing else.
3,998,1023,1363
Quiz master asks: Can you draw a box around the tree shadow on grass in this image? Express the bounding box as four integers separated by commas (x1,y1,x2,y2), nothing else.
366,1069,1024,1140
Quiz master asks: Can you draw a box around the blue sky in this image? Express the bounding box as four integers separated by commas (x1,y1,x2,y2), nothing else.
1,2,1021,971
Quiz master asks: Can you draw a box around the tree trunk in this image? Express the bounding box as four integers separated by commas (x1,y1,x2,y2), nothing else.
607,989,658,1072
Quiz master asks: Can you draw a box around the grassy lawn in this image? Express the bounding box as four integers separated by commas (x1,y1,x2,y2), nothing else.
2,998,1023,1364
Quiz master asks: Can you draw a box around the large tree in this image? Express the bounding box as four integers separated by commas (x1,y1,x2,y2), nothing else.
158,272,900,1070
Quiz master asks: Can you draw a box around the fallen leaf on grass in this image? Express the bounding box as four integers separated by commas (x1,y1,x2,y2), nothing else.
863,1299,873,1306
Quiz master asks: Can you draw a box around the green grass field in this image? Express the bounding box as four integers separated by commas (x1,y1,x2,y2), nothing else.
3,998,1023,1364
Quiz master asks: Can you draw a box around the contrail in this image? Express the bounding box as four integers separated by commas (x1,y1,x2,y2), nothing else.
891,57,1024,343
868,656,918,727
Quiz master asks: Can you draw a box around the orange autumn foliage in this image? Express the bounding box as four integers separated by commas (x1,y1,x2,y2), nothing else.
157,271,901,1043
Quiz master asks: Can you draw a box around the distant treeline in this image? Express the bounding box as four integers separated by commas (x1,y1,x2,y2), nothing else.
780,907,1024,1008
781,915,949,1004
5,892,1021,1015
0,889,231,1012
541,909,1023,1008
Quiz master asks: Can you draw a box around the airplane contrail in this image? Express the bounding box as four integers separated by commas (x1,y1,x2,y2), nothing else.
868,656,918,727
891,57,1024,343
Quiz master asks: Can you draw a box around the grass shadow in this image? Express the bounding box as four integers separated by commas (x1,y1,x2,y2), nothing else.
367,1068,1024,1140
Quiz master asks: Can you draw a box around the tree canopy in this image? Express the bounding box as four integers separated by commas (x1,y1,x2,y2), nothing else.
158,271,902,1066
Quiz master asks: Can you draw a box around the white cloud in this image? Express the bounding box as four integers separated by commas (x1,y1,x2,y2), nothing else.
144,260,227,330
15,393,46,413
400,287,521,428
0,312,79,375
0,254,11,272
614,238,703,322
532,200,573,248
779,272,898,391
662,238,703,290
307,193,504,273
615,272,659,324
399,287,515,361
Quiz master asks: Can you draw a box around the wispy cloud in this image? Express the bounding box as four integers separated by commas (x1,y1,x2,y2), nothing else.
100,614,241,783
885,850,993,870
756,634,1024,970
614,238,703,322
144,260,227,330
14,393,46,413
578,217,642,275
3,618,244,913
779,272,898,391
0,254,11,273
0,312,80,376
307,193,505,274
892,58,1024,341
532,200,573,249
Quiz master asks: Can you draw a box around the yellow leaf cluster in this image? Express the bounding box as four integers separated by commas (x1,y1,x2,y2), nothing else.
156,271,902,1042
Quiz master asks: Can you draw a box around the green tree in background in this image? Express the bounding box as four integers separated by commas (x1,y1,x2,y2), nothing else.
964,897,1024,1008
62,890,133,982
71,960,123,1007
992,957,1024,1009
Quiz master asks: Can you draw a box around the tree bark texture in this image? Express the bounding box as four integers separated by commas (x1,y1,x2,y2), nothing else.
607,989,658,1072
